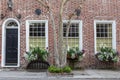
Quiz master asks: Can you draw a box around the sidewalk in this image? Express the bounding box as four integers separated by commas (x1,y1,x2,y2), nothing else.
73,69,120,78
0,69,119,80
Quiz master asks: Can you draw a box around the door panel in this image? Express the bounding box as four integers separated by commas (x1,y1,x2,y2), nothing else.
5,29,18,66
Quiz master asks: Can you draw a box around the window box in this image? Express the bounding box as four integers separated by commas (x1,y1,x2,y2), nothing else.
95,47,119,63
67,47,85,61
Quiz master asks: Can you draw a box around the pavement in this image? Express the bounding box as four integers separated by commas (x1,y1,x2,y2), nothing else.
0,69,119,80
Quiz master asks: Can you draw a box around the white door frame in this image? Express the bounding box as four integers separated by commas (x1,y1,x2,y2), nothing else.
1,18,20,67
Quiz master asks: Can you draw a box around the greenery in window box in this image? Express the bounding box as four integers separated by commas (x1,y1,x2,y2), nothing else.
96,47,119,62
67,47,85,61
24,47,48,62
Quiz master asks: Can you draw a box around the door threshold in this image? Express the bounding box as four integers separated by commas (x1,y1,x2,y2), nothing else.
2,65,19,68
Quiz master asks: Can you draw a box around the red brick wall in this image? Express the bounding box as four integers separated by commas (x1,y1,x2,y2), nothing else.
0,0,120,69
80,0,120,68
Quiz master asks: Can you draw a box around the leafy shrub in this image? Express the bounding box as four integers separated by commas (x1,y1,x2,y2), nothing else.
48,65,72,73
48,66,62,73
62,66,72,73
96,47,119,62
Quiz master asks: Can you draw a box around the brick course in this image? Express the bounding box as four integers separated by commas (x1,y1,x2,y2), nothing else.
0,0,120,69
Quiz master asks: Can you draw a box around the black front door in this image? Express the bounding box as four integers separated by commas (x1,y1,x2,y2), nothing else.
5,29,18,66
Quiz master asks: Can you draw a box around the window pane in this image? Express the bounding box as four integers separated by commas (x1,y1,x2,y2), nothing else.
96,23,112,51
29,23,45,37
63,38,79,48
63,22,80,48
29,23,46,49
29,37,46,49
96,38,112,51
97,24,107,37
63,23,79,37
7,22,18,26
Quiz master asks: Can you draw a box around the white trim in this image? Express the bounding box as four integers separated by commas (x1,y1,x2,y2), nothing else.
45,21,49,49
6,26,18,29
94,20,116,54
63,20,83,50
80,21,83,50
26,20,48,52
1,18,20,67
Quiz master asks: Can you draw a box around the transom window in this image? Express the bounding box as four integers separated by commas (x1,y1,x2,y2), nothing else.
7,22,18,26
63,20,82,49
94,21,116,52
29,22,46,49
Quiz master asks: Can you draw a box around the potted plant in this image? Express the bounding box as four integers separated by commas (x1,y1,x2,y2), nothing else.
96,47,119,62
67,47,85,61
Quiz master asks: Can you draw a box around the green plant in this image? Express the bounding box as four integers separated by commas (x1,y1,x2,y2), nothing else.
67,47,85,60
48,65,62,73
96,47,119,62
62,66,72,73
24,47,48,62
24,51,37,62
48,65,72,73
31,47,48,61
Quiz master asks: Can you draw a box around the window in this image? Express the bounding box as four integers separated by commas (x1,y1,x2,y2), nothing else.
26,20,48,51
63,23,79,37
94,20,116,52
29,23,45,37
96,24,110,37
7,22,18,26
63,20,82,49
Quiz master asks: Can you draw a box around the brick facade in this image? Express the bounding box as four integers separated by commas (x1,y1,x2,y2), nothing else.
0,0,120,69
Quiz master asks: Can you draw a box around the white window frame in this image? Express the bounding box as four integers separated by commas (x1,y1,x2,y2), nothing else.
26,20,48,52
94,20,116,54
63,20,83,50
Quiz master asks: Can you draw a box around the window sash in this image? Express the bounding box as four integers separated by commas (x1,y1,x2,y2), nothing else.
63,37,79,48
63,23,79,37
29,23,46,49
63,22,80,48
96,23,112,51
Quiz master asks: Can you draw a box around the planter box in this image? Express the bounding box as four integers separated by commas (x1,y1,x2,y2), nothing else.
26,60,50,71
95,55,117,63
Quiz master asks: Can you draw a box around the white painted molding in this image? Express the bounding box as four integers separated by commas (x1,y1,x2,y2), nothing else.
1,18,20,67
26,20,48,51
94,20,116,54
63,20,83,50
